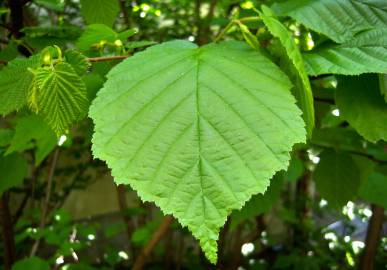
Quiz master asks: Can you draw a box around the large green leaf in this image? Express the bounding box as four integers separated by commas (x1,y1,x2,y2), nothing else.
6,115,57,165
260,5,315,136
0,153,28,194
314,150,361,208
272,0,387,43
90,40,306,262
80,0,120,27
336,74,387,142
30,62,89,136
303,29,387,75
0,55,41,115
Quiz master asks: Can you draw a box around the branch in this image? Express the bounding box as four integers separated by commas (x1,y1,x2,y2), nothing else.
87,55,128,62
361,204,385,270
132,216,173,270
30,148,60,257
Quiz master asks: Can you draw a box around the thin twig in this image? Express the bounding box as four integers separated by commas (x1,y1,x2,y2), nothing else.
361,204,385,270
87,55,128,62
30,148,60,257
132,216,173,270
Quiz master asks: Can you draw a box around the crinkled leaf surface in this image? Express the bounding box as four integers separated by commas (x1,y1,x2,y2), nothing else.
31,62,89,136
314,150,361,208
89,40,306,262
80,0,119,27
260,5,314,136
303,29,387,75
0,55,41,115
272,0,387,43
64,49,90,76
336,74,387,142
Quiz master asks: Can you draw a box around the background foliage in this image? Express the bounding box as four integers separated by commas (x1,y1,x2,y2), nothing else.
0,0,386,269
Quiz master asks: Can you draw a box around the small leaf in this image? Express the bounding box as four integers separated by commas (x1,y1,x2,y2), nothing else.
260,5,315,137
359,172,387,208
64,50,90,76
314,150,361,208
0,153,28,194
12,257,50,270
77,24,135,51
90,40,306,262
30,62,89,136
336,74,387,142
0,129,14,147
0,55,41,115
80,0,119,27
6,115,57,165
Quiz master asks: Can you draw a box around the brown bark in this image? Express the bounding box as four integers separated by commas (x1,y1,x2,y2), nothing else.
7,0,30,56
361,204,385,270
0,192,16,270
132,215,173,270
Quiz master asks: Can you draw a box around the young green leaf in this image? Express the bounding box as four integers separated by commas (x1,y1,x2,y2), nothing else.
0,55,41,115
0,153,28,194
336,74,387,143
64,49,90,76
31,62,89,136
303,29,387,76
80,0,119,27
314,150,361,209
272,0,387,43
260,5,315,137
90,40,306,263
